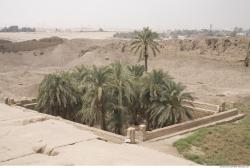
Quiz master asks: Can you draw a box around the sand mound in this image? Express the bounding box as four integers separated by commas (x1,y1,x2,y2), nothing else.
0,36,64,53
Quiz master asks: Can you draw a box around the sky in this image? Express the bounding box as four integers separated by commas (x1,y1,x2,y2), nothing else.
0,0,250,31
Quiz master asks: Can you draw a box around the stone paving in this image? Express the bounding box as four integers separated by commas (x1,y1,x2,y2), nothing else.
0,103,196,165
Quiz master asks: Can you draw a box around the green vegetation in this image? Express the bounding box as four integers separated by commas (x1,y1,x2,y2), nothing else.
130,27,160,72
174,101,250,165
36,62,193,135
36,72,81,120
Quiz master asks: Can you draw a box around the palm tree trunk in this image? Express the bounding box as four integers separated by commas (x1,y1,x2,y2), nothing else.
144,45,148,72
100,111,106,130
99,104,106,131
132,109,138,125
144,56,148,72
114,110,123,135
245,51,250,67
145,110,151,131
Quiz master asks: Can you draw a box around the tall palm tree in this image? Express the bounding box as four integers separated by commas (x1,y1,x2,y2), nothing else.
106,62,129,134
130,27,160,72
126,64,145,125
78,65,111,130
244,42,250,67
149,81,193,129
36,72,81,120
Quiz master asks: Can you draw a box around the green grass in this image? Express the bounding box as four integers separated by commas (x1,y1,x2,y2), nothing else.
174,101,250,165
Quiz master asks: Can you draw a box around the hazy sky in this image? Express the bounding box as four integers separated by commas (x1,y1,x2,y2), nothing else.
0,0,250,30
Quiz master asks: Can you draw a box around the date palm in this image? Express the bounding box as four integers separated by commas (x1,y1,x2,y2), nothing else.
78,65,111,130
244,43,250,67
149,81,193,129
36,72,81,120
126,64,145,125
130,27,160,72
127,64,145,78
106,62,129,134
140,70,172,130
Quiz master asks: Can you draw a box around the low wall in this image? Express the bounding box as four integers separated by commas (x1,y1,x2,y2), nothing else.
7,97,233,144
182,100,220,113
142,108,238,141
15,98,37,108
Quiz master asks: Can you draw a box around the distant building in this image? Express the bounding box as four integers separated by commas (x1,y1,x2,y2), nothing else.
236,32,246,36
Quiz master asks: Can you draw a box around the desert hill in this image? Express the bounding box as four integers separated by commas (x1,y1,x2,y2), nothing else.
0,35,250,104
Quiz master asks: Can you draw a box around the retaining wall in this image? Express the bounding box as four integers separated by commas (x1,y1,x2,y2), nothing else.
5,97,239,144
141,108,238,141
182,100,220,113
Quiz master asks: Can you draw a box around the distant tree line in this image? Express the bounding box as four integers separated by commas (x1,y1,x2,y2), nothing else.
0,26,36,32
114,27,250,39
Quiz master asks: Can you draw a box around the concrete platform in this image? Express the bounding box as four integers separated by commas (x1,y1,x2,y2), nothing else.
0,103,196,165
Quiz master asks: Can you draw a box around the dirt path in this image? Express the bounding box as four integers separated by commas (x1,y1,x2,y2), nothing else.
139,133,193,158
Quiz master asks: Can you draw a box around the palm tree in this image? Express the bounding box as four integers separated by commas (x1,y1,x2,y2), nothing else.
149,81,193,128
244,42,250,67
126,64,145,125
106,62,129,134
130,27,160,72
72,65,89,82
140,70,172,130
78,65,111,130
127,64,145,78
36,72,81,120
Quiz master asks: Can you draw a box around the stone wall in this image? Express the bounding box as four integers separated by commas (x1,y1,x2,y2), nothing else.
182,100,220,113
5,97,240,144
139,108,239,141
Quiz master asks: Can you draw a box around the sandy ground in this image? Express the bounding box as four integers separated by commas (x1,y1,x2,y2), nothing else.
0,32,115,42
0,103,196,165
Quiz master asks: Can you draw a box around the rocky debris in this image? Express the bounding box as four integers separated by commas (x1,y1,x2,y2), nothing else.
160,37,250,55
32,143,59,156
157,37,250,62
22,116,48,125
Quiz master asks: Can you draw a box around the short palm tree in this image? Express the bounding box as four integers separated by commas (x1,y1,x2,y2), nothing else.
78,65,111,130
140,70,172,130
127,64,145,78
149,81,193,129
72,65,89,82
130,27,160,72
36,72,81,120
141,69,172,103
